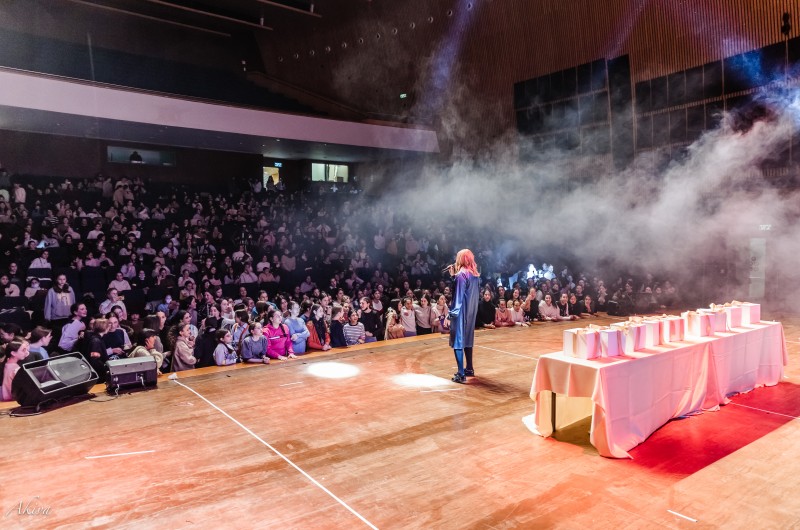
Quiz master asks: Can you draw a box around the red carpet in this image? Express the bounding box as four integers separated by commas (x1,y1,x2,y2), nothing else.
627,382,800,476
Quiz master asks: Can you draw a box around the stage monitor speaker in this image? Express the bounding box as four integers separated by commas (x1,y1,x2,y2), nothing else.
106,356,158,391
12,353,99,408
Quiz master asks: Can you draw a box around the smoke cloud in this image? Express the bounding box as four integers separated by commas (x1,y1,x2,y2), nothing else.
362,85,800,309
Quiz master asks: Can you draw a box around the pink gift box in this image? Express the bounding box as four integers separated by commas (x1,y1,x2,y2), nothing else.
739,302,761,325
598,328,624,357
698,309,727,334
660,316,685,343
723,305,743,329
682,311,714,337
641,320,662,348
563,328,599,359
611,322,646,353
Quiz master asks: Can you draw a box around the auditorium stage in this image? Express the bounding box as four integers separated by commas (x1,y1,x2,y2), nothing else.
2,313,800,529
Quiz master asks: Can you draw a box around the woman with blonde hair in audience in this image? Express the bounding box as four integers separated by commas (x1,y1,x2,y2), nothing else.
384,309,405,340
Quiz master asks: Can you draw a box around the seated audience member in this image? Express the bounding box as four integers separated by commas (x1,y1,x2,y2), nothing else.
556,293,579,321
238,263,258,284
343,310,366,346
99,288,128,321
284,302,310,353
329,306,348,348
399,297,417,337
509,299,529,326
538,294,561,322
476,289,497,329
230,309,250,349
1,273,20,297
142,315,165,353
384,309,405,340
523,288,540,321
265,309,296,360
241,322,269,364
108,272,131,292
193,317,220,368
170,322,196,372
27,326,53,360
414,295,434,335
129,329,164,373
219,298,235,324
213,329,238,366
357,297,380,342
58,303,88,352
635,287,658,314
306,304,331,351
102,314,131,359
84,318,110,381
173,310,198,340
431,294,449,333
576,295,598,317
24,278,41,299
179,280,197,301
258,266,280,285
0,325,22,347
44,274,75,323
29,249,52,270
494,299,515,327
1,338,30,401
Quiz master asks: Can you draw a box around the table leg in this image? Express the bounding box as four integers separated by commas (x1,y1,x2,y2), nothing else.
551,391,556,432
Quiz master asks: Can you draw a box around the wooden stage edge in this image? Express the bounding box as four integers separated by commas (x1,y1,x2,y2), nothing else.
1,311,799,529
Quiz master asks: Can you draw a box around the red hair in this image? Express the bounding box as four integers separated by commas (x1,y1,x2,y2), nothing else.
455,249,479,277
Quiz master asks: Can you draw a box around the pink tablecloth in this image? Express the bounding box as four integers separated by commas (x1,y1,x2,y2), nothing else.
528,322,787,458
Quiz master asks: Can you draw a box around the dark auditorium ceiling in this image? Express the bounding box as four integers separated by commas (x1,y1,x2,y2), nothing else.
66,0,348,35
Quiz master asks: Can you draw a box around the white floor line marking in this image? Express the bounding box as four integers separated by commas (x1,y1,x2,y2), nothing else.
171,379,378,530
420,388,463,393
279,382,304,387
729,402,800,420
667,510,697,522
474,344,538,360
84,450,156,460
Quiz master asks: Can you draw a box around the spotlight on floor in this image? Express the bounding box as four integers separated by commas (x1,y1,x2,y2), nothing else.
392,373,451,388
306,362,360,379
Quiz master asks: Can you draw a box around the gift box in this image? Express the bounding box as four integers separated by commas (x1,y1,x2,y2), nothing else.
641,320,662,348
611,322,646,353
682,311,715,337
697,308,727,334
739,302,761,325
724,305,742,329
598,328,624,357
563,328,599,360
659,315,685,343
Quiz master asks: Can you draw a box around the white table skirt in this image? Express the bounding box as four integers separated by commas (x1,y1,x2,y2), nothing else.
527,321,787,458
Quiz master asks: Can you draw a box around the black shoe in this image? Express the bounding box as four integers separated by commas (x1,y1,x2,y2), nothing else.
451,373,467,384
464,369,474,377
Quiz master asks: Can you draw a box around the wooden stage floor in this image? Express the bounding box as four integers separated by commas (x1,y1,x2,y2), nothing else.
2,312,800,529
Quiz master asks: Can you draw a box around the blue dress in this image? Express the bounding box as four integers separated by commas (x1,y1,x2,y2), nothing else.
449,270,480,349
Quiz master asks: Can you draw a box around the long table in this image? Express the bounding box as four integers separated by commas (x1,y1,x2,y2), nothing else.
527,321,788,458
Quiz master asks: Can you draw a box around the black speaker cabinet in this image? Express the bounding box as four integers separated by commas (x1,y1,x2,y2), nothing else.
12,353,99,408
106,356,158,391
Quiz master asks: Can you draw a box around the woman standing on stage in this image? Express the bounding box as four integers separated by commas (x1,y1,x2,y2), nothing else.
444,249,481,384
